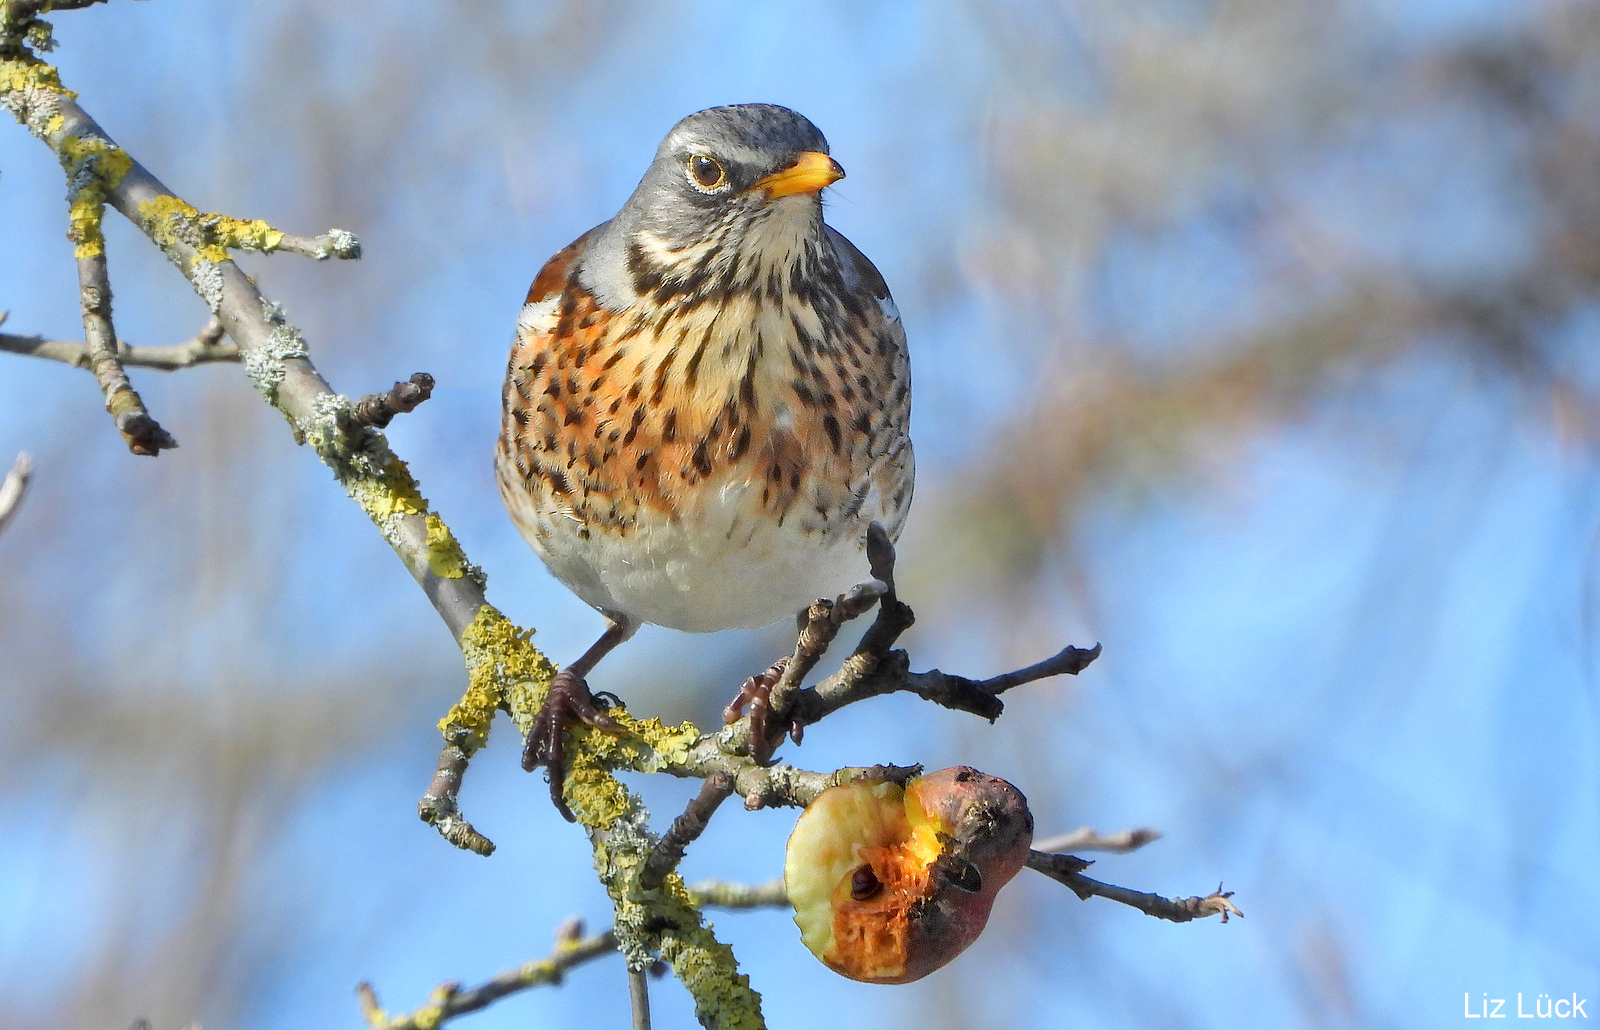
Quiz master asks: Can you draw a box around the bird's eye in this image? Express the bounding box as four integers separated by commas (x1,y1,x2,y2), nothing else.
688,154,726,190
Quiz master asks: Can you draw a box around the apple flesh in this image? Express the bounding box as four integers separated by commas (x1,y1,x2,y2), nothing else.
785,767,1034,983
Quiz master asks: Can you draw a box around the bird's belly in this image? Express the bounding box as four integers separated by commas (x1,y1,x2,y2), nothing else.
511,473,882,632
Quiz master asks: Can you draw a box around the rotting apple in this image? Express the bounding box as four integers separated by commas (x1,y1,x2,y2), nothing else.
784,766,1034,983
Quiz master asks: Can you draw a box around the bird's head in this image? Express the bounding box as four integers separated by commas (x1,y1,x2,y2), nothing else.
604,104,846,304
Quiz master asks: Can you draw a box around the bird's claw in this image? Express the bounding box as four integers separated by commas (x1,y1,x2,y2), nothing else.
522,668,625,821
723,657,803,763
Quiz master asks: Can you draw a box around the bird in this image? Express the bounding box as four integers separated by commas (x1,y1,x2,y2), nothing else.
497,104,914,819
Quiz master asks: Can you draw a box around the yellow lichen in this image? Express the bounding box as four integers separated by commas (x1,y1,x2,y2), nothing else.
424,513,466,579
136,193,286,266
657,905,767,1029
564,764,635,828
66,191,104,257
56,133,130,258
359,455,428,522
0,54,75,104
448,605,555,752
59,133,130,180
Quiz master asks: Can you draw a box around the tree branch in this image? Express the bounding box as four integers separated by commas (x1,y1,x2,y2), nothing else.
1026,851,1243,924
357,923,619,1030
628,966,652,1030
705,525,1098,770
356,880,791,1030
638,771,735,891
416,738,495,856
73,249,176,455
0,312,237,370
275,228,361,260
4,52,492,641
684,879,787,909
5,16,1179,1030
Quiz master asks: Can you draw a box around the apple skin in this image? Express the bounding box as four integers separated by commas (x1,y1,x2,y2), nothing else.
785,767,1034,983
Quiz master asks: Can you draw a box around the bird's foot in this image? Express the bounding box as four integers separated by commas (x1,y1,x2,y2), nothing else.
522,668,624,822
723,657,804,763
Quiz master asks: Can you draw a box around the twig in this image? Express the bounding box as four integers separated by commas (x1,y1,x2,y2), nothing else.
629,966,652,1030
638,771,734,891
1026,851,1243,924
75,251,176,455
357,925,619,1030
851,520,917,662
0,452,30,536
276,228,361,260
790,638,1101,729
351,372,435,429
417,740,494,856
730,761,923,813
744,524,1100,749
0,314,237,370
763,580,886,724
358,882,791,1030
1032,826,1162,854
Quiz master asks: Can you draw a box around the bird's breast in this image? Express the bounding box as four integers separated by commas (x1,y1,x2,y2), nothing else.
498,231,912,629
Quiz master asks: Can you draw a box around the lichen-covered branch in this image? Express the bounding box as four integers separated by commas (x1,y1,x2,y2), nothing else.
358,878,791,1030
570,734,766,1029
357,924,619,1030
3,33,492,647
685,879,787,909
421,525,1093,847
276,228,362,261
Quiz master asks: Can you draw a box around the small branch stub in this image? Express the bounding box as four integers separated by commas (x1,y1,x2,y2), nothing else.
352,372,435,429
418,741,494,856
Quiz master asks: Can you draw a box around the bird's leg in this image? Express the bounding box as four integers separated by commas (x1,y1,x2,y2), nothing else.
523,618,631,821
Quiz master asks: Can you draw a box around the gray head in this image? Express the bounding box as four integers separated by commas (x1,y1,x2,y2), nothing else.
582,105,847,308
623,104,840,241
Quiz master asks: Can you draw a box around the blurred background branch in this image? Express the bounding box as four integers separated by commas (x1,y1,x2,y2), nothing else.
0,450,29,535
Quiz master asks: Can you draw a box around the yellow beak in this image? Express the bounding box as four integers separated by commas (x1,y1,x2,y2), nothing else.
754,151,845,199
